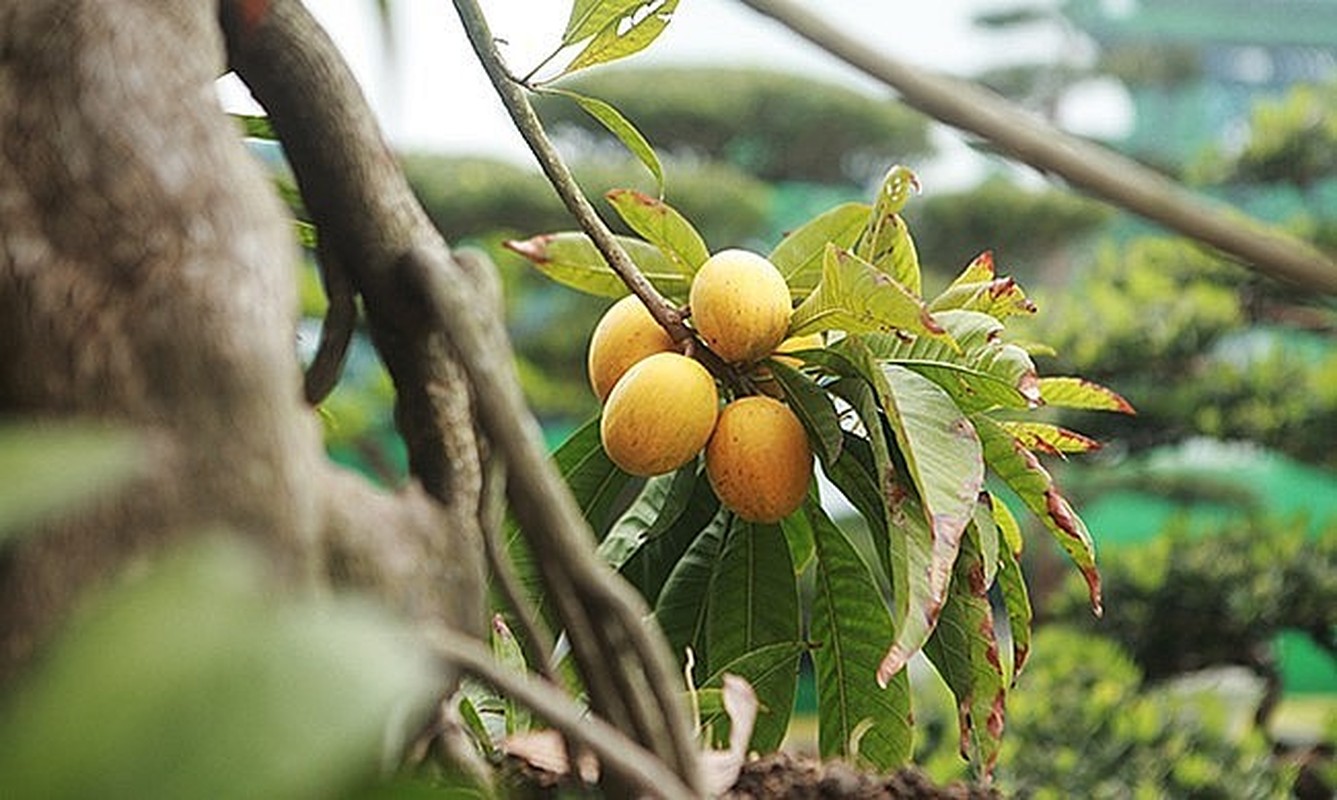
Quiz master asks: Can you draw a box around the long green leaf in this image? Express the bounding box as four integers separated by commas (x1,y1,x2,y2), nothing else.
768,202,870,300
705,519,801,753
855,309,1040,411
855,165,922,295
789,245,949,344
541,88,664,194
996,421,1101,456
973,414,1102,615
994,519,1033,679
807,500,913,769
597,464,697,570
654,513,728,668
922,526,1006,780
563,0,679,74
698,642,807,749
620,467,723,603
605,188,707,274
505,231,688,300
765,359,843,468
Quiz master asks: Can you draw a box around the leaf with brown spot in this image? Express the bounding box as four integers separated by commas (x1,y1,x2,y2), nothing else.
1039,376,1135,415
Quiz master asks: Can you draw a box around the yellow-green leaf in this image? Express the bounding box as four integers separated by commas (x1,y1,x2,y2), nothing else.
789,245,950,345
504,231,688,300
562,0,678,75
544,88,664,194
605,188,706,275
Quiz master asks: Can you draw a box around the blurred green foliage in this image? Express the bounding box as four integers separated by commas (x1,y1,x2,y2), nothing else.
905,178,1111,283
532,67,932,185
1020,234,1337,465
997,627,1292,798
404,153,772,249
1193,82,1337,188
1045,518,1337,686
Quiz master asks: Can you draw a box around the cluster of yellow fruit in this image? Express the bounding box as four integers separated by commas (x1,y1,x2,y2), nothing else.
588,249,814,523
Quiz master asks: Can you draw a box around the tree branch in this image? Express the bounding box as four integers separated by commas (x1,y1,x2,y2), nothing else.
737,0,1337,295
449,0,694,342
425,627,697,800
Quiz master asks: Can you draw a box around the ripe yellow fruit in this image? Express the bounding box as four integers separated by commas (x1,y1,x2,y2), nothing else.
706,396,813,523
587,295,676,401
601,352,719,477
689,249,792,364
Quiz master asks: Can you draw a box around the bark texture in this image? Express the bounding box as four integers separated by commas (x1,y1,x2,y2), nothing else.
0,0,483,682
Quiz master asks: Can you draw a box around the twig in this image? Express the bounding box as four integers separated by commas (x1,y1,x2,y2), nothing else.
424,626,698,800
450,0,694,341
736,0,1337,295
303,241,357,404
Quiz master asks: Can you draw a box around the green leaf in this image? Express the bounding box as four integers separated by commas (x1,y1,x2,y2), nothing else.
598,464,697,570
563,0,647,44
698,641,806,753
789,245,949,343
768,202,870,300
0,423,145,542
996,421,1101,456
779,499,817,574
544,88,664,193
990,491,1024,556
972,414,1102,615
563,0,679,74
0,539,437,800
765,359,843,467
922,526,1006,779
855,165,922,296
929,252,1037,320
232,113,276,141
855,309,1040,411
621,470,723,603
605,188,707,274
807,500,913,769
1038,376,1136,414
971,495,1000,590
490,617,531,736
505,418,632,612
871,362,985,604
654,513,728,667
994,517,1033,678
705,518,801,753
505,231,688,300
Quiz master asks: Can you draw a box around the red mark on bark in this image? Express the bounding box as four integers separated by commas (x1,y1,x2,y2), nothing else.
235,0,270,36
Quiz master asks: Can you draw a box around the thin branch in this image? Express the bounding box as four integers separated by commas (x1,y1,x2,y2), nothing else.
450,0,693,341
736,0,1337,296
424,627,698,800
303,241,357,404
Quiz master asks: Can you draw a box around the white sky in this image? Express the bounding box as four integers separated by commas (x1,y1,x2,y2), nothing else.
221,1,1130,187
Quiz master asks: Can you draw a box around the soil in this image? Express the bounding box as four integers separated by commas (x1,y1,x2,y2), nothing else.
722,752,1001,800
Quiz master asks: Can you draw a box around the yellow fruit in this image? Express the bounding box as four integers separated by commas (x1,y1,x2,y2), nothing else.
587,295,676,402
601,352,719,476
689,249,792,364
706,396,813,523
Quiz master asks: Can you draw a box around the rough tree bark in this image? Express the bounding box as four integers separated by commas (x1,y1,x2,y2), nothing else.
0,0,702,794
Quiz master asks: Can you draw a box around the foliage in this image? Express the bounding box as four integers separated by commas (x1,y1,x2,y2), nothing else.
510,164,1129,777
531,67,932,185
1022,234,1337,466
905,178,1111,281
1194,81,1337,188
993,627,1292,798
1045,517,1337,686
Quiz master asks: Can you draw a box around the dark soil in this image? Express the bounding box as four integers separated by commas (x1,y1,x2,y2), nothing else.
722,752,1001,799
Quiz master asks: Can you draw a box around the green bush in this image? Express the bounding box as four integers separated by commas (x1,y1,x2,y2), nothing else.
1045,518,1337,689
995,627,1291,799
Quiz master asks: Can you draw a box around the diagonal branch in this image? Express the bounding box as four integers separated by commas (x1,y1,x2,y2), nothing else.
737,0,1337,295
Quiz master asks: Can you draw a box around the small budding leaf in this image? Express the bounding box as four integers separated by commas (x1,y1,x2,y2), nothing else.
856,165,922,295
606,188,707,275
561,0,679,76
543,88,664,194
